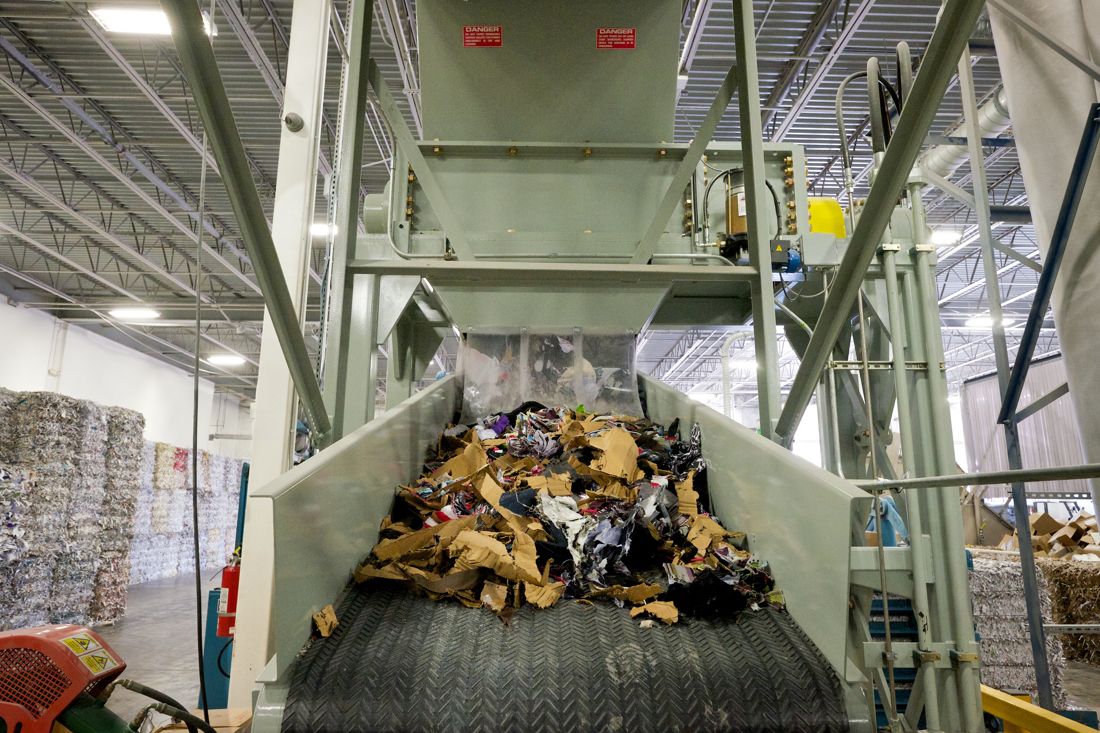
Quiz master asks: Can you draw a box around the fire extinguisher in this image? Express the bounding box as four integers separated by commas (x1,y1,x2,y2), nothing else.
217,558,240,638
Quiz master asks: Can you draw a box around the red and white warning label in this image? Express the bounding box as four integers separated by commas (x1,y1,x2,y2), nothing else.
596,27,636,49
463,25,502,47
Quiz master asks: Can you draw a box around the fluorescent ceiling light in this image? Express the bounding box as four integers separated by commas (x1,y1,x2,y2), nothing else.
930,228,962,245
310,222,337,237
206,353,247,367
109,307,160,322
966,314,1015,329
90,7,214,36
728,358,758,370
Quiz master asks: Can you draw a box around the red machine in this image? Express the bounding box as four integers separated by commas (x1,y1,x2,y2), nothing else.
216,558,240,637
0,625,126,733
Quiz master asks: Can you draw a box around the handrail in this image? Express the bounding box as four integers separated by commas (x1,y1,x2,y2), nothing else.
981,685,1097,733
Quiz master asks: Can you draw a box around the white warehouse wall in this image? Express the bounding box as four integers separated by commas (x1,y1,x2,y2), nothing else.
1,299,252,459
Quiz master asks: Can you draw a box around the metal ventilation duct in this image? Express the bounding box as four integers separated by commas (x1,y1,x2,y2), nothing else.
920,87,1011,178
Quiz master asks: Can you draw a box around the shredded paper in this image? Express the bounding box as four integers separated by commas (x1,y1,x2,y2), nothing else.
0,388,244,629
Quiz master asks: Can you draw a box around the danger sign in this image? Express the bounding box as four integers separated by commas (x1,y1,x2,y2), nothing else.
597,27,636,49
464,25,502,47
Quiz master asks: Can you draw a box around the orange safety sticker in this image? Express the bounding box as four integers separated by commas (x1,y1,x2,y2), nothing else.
596,27,636,49
463,25,502,47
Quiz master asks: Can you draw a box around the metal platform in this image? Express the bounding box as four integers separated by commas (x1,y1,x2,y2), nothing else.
281,585,849,733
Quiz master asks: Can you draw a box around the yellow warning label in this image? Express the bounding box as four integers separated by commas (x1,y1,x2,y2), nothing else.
79,651,119,675
775,244,783,252
62,632,99,656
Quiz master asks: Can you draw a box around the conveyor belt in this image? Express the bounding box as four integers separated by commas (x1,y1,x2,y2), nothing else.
282,586,848,732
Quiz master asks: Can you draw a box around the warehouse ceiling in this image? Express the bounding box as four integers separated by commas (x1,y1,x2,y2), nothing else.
0,0,1052,418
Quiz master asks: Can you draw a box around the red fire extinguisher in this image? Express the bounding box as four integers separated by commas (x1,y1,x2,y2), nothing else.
217,559,240,638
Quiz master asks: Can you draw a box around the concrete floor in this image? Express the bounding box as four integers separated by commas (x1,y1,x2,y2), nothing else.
95,574,1100,724
95,573,218,722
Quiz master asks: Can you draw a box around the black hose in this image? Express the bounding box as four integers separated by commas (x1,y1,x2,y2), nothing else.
216,638,233,678
114,680,198,733
149,702,219,733
835,69,902,170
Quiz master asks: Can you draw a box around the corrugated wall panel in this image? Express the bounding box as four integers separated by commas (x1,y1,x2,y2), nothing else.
960,357,1088,498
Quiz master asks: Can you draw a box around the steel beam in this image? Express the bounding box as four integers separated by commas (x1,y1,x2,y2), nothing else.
161,0,331,440
857,462,1100,490
0,31,259,289
323,0,374,438
771,0,875,140
732,0,781,438
774,0,986,446
348,259,757,282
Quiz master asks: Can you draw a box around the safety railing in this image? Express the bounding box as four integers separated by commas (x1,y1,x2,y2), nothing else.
981,685,1098,733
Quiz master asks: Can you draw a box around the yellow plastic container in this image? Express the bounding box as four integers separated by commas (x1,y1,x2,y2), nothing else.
808,197,847,238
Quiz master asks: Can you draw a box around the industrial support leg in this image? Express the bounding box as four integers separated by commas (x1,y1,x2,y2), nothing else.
732,0,781,439
959,46,1055,711
229,0,332,706
322,0,374,441
881,246,941,732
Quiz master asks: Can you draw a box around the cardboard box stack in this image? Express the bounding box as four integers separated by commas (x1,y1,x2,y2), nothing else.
999,511,1100,560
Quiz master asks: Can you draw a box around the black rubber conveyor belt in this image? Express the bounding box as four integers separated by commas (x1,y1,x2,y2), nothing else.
282,586,849,732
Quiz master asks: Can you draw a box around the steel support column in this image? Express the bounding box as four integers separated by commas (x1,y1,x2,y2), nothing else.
214,0,332,706
774,0,985,447
322,0,374,439
733,0,780,438
161,0,331,440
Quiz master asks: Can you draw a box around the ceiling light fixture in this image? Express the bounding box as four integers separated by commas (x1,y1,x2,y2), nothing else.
309,222,337,237
109,307,160,322
206,353,247,367
90,7,215,36
930,228,962,245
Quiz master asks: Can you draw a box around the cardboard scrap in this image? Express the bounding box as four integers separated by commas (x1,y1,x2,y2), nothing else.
480,581,509,612
524,581,566,608
450,529,541,584
676,470,699,517
590,428,642,482
688,514,729,554
629,601,679,625
312,604,338,637
593,583,661,604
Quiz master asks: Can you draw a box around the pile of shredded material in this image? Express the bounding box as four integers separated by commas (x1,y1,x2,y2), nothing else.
354,404,782,624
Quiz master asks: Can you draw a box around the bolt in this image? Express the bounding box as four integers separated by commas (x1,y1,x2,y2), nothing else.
658,148,667,158
508,146,519,157
433,146,442,156
283,112,304,132
583,147,593,158
784,177,795,188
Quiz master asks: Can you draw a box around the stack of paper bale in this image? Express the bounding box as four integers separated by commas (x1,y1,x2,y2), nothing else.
969,552,1067,707
128,441,160,584
49,400,109,624
223,458,242,556
1000,511,1100,560
90,406,145,624
1037,558,1100,665
2,392,85,627
0,463,36,629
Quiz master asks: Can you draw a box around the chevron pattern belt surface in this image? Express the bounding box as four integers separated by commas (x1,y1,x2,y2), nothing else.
282,586,849,733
